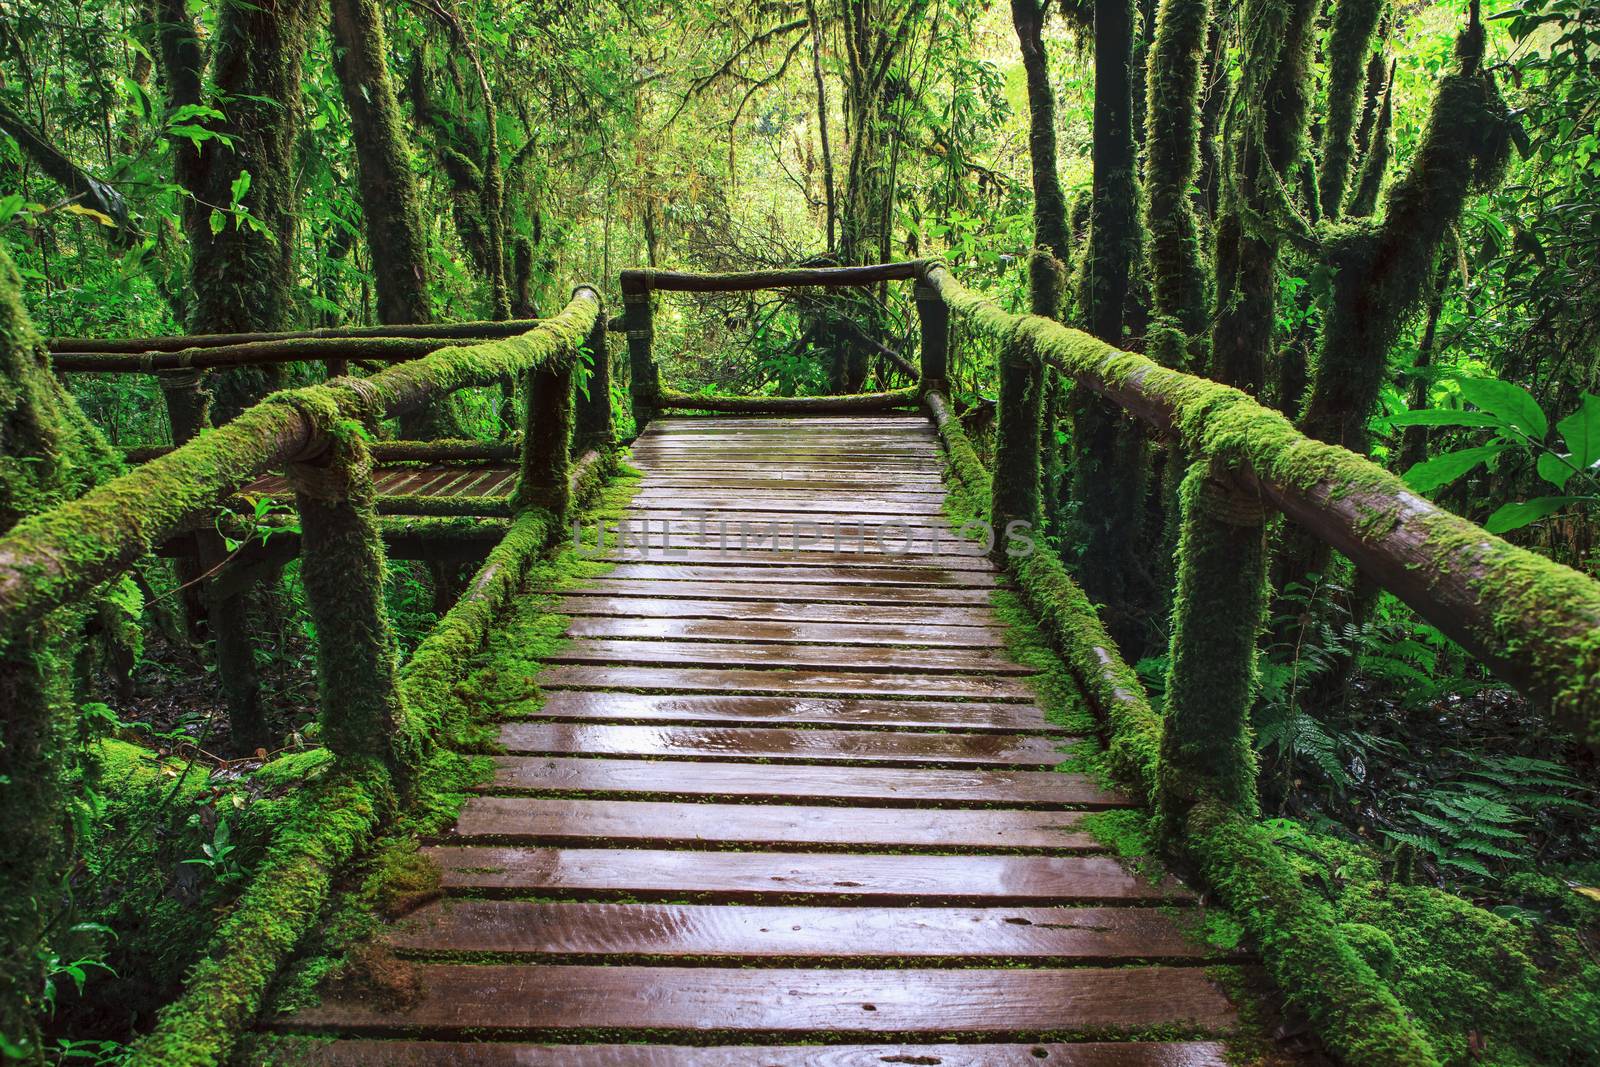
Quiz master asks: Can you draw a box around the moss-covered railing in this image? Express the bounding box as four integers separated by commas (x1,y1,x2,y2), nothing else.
618,261,941,422
1,289,615,1064
914,258,1600,1066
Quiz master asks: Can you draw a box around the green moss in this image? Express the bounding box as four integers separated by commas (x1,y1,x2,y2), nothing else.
922,265,1600,747
0,291,599,645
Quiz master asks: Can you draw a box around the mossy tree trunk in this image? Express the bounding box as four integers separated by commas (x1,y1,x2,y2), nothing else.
330,0,432,328
1143,0,1212,351
1209,0,1316,395
1285,5,1512,601
1010,0,1073,320
0,248,124,1060
1069,0,1151,655
160,0,322,417
1315,0,1385,221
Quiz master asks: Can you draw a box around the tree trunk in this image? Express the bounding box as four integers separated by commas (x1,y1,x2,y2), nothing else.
330,0,432,327
1011,0,1072,319
1069,0,1150,655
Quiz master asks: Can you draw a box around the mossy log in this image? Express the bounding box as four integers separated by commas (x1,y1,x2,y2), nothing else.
655,387,920,414
0,289,598,646
920,263,1600,745
47,318,541,354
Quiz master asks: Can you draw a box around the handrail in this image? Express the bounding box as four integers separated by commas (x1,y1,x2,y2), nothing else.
47,317,542,354
618,260,940,426
50,336,487,372
917,260,1600,746
619,261,926,293
0,287,602,648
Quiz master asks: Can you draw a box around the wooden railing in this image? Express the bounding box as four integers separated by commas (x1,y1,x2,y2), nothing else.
618,262,940,424
908,260,1600,760
3,287,609,780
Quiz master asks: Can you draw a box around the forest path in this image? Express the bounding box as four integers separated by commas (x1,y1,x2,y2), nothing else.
272,415,1252,1064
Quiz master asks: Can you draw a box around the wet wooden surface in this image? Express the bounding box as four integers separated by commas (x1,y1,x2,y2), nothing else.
496,723,1068,765
286,964,1239,1035
487,756,1124,807
446,797,1099,849
518,691,1060,733
270,415,1252,1063
289,1041,1234,1065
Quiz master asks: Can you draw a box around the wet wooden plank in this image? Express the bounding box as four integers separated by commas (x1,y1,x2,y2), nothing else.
487,758,1124,809
535,665,1033,701
567,580,996,607
497,724,1065,765
281,964,1235,1035
628,494,949,515
554,597,999,627
282,1040,1232,1066
447,798,1095,850
617,510,960,531
593,547,992,570
520,691,1055,733
643,419,934,431
640,475,945,489
590,521,981,554
546,640,1028,676
425,847,1180,903
560,616,1006,647
386,902,1232,961
447,797,1098,849
595,564,996,588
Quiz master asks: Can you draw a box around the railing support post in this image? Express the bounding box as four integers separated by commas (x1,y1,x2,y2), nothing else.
573,291,614,453
289,429,418,779
515,328,578,522
914,275,949,393
991,335,1042,564
1157,461,1267,832
620,272,660,429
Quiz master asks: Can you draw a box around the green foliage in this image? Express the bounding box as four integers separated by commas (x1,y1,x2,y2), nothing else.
1389,374,1600,532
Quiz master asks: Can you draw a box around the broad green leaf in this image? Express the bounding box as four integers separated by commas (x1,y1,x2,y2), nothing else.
1484,496,1590,534
1556,392,1600,473
1537,451,1578,488
1385,408,1504,429
0,193,25,224
1454,376,1548,438
1403,444,1507,493
230,169,252,205
208,208,225,236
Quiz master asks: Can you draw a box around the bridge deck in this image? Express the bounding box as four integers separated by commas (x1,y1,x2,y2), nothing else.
272,415,1250,1064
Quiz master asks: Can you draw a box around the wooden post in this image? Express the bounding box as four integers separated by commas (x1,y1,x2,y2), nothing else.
914,275,949,391
572,287,614,453
990,335,1042,564
619,272,660,430
287,431,417,777
515,330,577,521
1156,460,1268,833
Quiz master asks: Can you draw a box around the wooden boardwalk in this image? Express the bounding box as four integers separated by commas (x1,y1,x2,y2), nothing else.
274,416,1248,1064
